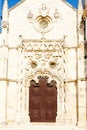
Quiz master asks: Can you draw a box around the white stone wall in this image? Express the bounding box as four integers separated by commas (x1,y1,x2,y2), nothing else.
8,0,77,46
0,0,86,127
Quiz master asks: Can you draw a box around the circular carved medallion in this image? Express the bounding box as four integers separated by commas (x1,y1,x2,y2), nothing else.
34,15,53,33
39,18,48,29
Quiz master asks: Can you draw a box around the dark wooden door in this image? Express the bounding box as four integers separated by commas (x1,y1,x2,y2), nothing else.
29,76,57,122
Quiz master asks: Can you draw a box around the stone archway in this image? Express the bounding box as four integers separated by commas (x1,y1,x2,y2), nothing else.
23,71,65,123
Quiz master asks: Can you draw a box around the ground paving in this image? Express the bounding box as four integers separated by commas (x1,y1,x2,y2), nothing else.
0,124,87,130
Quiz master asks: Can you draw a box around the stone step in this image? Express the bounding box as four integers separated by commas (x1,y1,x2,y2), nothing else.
0,124,86,130
0,125,78,130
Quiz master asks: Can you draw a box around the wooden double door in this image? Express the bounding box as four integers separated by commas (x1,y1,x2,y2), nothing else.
29,76,57,122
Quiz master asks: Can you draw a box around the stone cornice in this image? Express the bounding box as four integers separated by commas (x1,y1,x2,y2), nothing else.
0,78,18,82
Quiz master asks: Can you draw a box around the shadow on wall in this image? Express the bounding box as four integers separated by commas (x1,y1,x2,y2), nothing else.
84,41,87,122
0,16,2,33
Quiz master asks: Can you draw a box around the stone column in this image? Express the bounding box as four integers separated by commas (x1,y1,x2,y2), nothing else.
77,3,87,124
78,45,87,127
0,45,8,124
15,36,29,124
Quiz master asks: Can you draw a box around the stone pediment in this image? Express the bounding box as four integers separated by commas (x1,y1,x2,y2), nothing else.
9,0,77,12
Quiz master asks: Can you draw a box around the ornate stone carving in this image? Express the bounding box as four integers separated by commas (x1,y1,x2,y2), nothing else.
54,9,59,19
39,3,49,17
17,37,68,123
2,21,9,29
84,41,87,56
27,3,59,33
23,40,66,79
34,16,53,33
27,10,33,23
83,8,87,20
79,17,84,34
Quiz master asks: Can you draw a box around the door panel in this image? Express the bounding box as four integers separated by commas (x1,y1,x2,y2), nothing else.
29,76,57,122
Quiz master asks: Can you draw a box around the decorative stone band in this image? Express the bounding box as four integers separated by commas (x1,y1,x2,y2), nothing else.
22,39,64,51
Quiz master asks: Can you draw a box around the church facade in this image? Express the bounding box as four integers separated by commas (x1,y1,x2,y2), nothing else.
0,0,87,128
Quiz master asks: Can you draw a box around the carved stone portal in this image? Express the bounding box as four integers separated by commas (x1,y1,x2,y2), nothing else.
17,39,67,123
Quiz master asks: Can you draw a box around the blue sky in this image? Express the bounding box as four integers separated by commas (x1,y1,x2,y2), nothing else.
67,0,78,8
8,0,78,8
0,0,78,32
0,0,78,9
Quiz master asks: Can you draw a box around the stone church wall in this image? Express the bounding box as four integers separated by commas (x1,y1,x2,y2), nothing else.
0,0,86,127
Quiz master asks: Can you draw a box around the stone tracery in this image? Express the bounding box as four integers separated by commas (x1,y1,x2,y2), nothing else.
17,38,68,123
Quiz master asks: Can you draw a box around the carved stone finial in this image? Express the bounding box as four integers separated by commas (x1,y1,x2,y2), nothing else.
78,0,83,10
2,0,9,29
27,10,33,22
83,1,87,20
2,21,9,28
2,0,8,22
54,9,59,19
85,0,87,8
42,3,47,10
83,9,87,20
39,3,49,17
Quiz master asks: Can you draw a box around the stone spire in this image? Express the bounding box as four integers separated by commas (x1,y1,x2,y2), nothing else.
83,0,87,20
85,0,87,8
2,0,8,22
78,0,83,10
2,0,9,45
85,0,87,4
